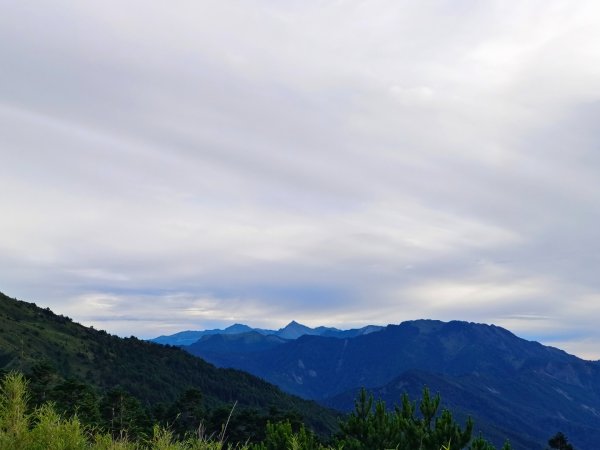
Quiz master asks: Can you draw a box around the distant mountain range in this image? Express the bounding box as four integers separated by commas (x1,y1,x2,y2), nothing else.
150,320,384,346
163,319,600,450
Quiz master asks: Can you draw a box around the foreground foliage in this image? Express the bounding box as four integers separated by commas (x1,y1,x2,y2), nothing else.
0,371,518,450
335,388,509,450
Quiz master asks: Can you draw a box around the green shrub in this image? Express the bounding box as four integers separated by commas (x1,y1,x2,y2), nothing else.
28,403,87,449
0,372,30,450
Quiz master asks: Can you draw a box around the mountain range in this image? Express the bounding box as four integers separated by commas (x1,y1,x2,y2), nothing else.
5,288,599,449
173,319,600,450
151,320,383,346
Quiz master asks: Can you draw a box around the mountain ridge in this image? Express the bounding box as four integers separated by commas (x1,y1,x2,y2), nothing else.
151,320,384,346
184,319,600,450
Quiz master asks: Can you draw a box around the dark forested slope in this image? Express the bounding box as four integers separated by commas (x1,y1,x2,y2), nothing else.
0,291,337,436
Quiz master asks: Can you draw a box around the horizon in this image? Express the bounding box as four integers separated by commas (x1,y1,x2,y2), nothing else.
7,287,595,363
8,288,594,363
143,317,600,362
2,1,600,360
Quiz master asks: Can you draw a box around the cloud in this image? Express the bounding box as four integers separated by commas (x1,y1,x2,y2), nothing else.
1,1,600,358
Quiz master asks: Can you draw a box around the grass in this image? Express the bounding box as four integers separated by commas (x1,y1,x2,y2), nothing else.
0,371,252,450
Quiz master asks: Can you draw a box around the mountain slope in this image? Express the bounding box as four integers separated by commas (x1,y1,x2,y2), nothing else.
189,331,288,354
185,319,600,450
151,323,256,346
187,320,595,399
0,291,338,435
326,369,598,450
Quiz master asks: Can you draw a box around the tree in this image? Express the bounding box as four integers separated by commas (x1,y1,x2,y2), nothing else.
255,420,324,450
50,378,100,426
548,432,574,450
0,372,29,449
164,387,204,437
336,387,492,450
26,361,58,405
100,387,151,439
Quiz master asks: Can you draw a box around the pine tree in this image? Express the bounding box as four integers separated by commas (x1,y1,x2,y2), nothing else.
548,432,574,450
337,387,491,450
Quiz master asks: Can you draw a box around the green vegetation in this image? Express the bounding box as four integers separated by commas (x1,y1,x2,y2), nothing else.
0,292,337,441
0,371,516,450
333,388,509,450
0,292,574,449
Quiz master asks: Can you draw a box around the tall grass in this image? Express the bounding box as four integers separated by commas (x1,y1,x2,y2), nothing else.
0,371,250,450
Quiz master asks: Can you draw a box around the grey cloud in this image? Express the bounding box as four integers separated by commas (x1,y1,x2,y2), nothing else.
2,1,600,358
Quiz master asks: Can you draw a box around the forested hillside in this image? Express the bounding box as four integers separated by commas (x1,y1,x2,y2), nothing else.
0,291,337,441
0,370,514,449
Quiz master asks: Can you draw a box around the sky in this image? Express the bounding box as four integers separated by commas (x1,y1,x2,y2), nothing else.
1,1,600,359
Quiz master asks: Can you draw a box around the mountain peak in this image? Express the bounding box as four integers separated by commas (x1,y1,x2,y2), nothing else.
224,323,253,333
278,321,314,339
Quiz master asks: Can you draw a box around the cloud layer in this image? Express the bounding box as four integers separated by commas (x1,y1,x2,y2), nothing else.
2,1,600,358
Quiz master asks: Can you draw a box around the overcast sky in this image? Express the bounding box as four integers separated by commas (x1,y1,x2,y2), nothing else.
2,1,600,358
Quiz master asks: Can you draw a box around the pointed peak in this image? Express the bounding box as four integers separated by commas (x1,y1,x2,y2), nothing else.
282,320,312,331
277,321,314,339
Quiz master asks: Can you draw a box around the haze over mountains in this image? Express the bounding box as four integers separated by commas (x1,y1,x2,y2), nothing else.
153,320,600,450
151,320,384,346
